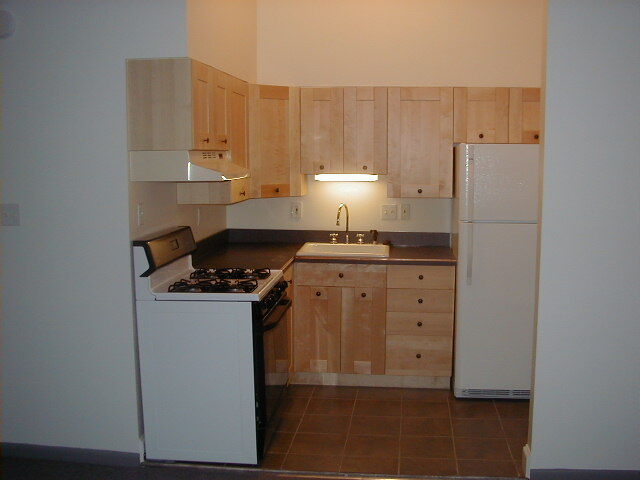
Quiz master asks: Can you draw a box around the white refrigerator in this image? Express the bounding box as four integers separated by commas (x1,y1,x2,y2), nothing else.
453,143,539,399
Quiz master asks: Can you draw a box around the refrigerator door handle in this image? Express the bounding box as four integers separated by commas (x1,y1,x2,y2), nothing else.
466,223,474,285
465,145,475,221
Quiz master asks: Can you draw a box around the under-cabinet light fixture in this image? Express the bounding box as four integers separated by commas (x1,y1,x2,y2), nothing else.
314,174,378,182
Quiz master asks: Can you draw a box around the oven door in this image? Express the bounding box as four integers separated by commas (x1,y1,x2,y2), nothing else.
262,297,292,425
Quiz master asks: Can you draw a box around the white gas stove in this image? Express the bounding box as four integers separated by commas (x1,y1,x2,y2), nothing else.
132,227,291,466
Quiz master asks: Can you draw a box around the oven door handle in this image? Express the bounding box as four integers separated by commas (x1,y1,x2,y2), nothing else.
261,298,292,333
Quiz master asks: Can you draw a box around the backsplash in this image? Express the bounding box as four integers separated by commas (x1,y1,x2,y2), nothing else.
129,182,226,241
227,175,452,232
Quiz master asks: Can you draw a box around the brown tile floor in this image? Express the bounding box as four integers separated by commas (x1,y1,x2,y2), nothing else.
264,385,529,478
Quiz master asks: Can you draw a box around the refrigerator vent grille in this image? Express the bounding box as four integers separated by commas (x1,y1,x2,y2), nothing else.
460,389,530,399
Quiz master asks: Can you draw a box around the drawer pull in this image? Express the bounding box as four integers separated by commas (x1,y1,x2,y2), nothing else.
417,188,423,194
319,164,325,170
417,298,423,304
418,274,424,280
361,292,366,298
275,187,280,193
417,321,423,327
338,273,344,278
315,291,321,297
416,353,422,359
203,137,210,143
362,165,368,170
479,133,484,139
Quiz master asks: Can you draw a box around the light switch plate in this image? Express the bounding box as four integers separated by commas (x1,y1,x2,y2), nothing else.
381,204,397,220
1,203,20,226
401,204,411,220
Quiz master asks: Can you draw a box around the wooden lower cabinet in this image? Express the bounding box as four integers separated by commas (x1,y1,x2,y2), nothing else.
340,287,386,375
293,285,341,373
385,335,453,376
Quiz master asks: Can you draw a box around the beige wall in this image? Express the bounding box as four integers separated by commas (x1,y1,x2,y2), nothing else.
227,176,451,232
257,0,544,86
130,182,226,241
188,0,257,82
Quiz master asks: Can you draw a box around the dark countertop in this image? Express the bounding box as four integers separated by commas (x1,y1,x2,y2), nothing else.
194,242,455,271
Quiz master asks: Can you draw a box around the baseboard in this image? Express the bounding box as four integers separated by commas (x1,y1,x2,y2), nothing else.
530,469,639,480
291,372,450,389
2,442,141,467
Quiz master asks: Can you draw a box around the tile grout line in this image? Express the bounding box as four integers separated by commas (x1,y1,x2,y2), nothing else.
494,399,521,477
281,385,314,467
449,393,460,475
336,387,358,473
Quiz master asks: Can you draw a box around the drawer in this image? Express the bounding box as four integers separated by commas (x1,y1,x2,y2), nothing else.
386,312,453,336
387,265,454,289
295,263,386,287
385,335,452,376
387,289,454,313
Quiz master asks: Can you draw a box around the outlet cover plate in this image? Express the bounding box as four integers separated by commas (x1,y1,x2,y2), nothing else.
381,204,397,220
401,204,411,220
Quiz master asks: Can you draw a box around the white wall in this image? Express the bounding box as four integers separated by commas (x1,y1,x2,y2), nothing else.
227,176,451,232
188,0,257,82
530,0,640,471
1,0,188,453
129,183,225,241
257,0,544,86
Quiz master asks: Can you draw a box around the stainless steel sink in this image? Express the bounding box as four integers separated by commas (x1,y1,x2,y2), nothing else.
296,242,390,258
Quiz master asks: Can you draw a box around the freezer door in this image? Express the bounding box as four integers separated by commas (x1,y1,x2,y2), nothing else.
456,144,540,222
454,222,537,392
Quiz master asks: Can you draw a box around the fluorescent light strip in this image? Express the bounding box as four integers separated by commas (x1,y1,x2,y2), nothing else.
314,174,378,182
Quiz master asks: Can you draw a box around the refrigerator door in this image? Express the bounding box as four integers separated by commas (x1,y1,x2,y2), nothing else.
456,144,539,222
454,222,537,395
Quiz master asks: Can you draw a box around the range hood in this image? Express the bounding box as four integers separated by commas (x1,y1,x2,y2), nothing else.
129,150,249,182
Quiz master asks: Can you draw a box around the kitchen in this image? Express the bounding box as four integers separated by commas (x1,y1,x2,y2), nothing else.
2,2,638,480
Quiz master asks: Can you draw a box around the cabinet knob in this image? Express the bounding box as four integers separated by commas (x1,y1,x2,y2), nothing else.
319,164,325,170
417,321,423,327
418,188,423,194
338,273,344,278
534,134,539,139
418,274,424,280
315,291,321,296
479,133,484,139
416,353,422,359
239,190,246,196
221,138,228,144
418,298,423,304
361,292,367,298
275,187,280,193
203,137,210,143
362,165,368,170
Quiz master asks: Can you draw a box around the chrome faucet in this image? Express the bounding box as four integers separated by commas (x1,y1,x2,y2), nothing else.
336,203,350,244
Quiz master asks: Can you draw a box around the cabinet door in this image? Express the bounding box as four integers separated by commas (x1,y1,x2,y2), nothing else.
343,87,388,174
387,87,453,198
341,287,386,375
509,88,541,144
211,68,230,150
301,88,344,174
454,87,509,143
192,61,216,150
248,85,306,198
293,286,341,373
227,76,249,167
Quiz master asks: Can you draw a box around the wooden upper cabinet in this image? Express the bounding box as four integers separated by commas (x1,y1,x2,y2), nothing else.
387,87,454,198
248,85,306,198
301,88,344,174
454,87,541,144
301,87,388,174
509,88,541,143
343,87,388,174
454,87,510,144
127,58,248,162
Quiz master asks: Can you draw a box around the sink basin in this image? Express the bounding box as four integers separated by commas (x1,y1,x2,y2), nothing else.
296,242,390,258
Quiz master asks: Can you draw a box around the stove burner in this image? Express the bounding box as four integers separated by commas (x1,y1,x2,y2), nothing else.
168,277,258,293
190,268,271,281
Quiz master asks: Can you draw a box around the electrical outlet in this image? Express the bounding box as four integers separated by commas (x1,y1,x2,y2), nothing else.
401,204,411,220
136,202,144,227
1,203,20,226
380,204,397,220
290,202,302,219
